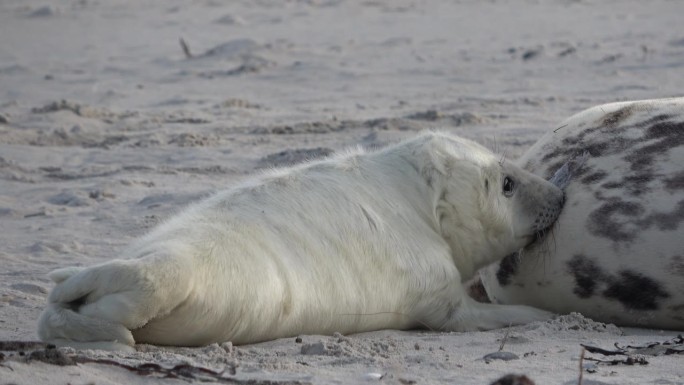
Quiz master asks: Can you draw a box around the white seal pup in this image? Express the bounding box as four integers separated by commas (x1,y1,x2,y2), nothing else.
481,98,684,330
39,132,564,350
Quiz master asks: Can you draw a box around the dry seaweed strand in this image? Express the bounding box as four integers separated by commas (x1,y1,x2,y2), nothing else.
0,342,308,384
577,335,684,371
582,334,684,357
0,341,48,351
580,344,648,367
583,356,649,366
71,357,239,382
616,334,684,355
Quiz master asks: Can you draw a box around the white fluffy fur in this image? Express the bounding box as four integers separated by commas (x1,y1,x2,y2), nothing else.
39,132,564,349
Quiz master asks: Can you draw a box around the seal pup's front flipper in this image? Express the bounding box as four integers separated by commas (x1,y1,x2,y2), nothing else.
440,295,553,331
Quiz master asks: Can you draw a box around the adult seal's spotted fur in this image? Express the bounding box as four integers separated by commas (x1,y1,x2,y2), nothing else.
481,97,684,330
38,132,564,351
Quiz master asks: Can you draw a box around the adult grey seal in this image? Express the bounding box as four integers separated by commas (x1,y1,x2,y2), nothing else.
38,132,564,351
481,98,684,330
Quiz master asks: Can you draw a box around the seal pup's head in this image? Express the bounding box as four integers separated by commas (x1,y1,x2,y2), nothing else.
413,132,565,279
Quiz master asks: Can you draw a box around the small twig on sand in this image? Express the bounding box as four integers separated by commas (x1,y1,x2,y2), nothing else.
580,344,626,356
179,37,193,59
578,347,585,385
499,323,512,352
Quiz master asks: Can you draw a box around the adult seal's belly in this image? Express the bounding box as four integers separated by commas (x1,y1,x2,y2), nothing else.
481,97,684,330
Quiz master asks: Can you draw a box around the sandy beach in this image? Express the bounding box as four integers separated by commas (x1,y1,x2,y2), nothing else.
1,0,683,384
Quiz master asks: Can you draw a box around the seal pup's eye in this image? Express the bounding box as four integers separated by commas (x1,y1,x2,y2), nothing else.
503,176,515,197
